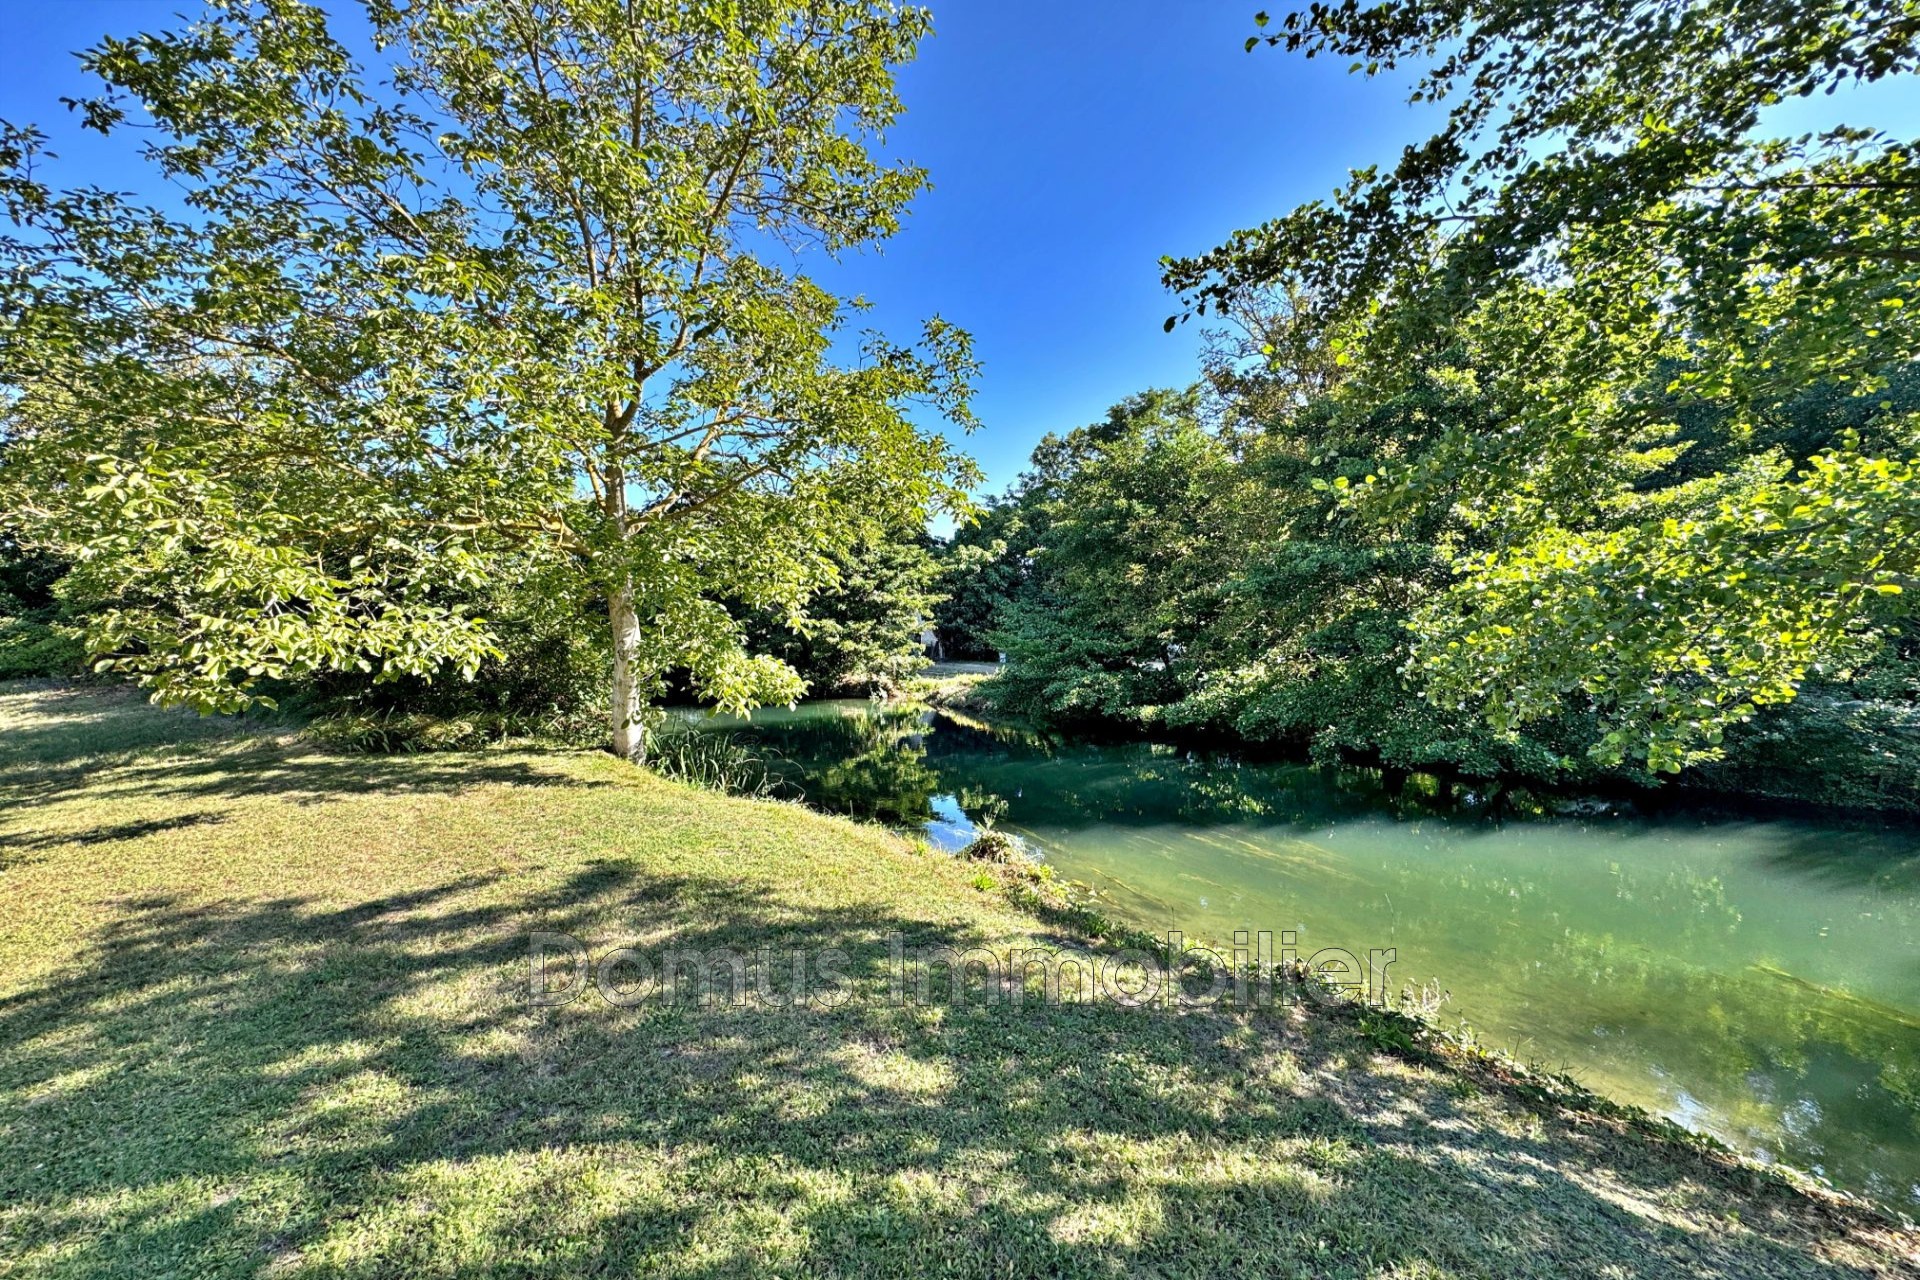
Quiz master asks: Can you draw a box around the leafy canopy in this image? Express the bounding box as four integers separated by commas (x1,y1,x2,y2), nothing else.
0,0,976,728
1166,0,1920,770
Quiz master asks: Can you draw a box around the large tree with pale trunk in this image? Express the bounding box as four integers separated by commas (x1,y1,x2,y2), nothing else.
0,0,977,759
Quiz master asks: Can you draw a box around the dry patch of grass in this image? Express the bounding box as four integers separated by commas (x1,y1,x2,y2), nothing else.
0,681,1914,1278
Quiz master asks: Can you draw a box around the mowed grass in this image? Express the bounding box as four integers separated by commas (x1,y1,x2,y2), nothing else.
1,682,1915,1279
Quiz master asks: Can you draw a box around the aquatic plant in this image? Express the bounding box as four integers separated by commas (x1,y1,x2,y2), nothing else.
644,723,788,799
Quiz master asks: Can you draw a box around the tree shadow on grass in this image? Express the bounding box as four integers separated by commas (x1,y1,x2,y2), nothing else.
2,860,1911,1280
1,683,1914,1275
0,683,610,824
0,737,610,826
0,811,228,860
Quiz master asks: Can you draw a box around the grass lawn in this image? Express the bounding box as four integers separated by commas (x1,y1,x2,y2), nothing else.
1,680,1915,1278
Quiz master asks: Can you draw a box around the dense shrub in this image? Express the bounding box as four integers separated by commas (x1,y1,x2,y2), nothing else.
0,544,85,679
1690,694,1920,814
305,708,598,754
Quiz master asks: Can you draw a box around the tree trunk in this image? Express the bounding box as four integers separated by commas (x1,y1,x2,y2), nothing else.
609,580,645,762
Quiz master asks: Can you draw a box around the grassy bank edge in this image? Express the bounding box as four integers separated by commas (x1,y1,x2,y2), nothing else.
948,811,1900,1227
4,677,1916,1278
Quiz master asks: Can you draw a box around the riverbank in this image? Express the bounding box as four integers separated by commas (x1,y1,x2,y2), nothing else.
2,681,1915,1278
953,669,1920,822
906,659,1002,710
672,698,1920,1203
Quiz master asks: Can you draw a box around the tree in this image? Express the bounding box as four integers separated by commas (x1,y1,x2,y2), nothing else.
745,526,945,695
1160,321,1599,779
0,0,976,759
1165,0,1920,770
931,499,1022,661
985,389,1240,723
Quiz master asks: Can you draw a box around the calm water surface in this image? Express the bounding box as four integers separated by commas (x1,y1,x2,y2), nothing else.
688,700,1920,1209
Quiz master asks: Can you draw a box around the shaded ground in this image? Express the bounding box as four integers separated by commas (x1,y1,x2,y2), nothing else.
0,681,1914,1278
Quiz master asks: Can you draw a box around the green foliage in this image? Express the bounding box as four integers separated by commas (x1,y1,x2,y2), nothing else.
0,0,976,753
0,542,83,679
306,707,571,753
1166,0,1920,769
1150,335,1596,778
957,334,1920,796
1697,689,1920,812
933,502,1024,661
984,389,1236,723
745,529,944,696
298,560,610,730
642,721,785,798
971,363,1596,781
0,623,82,681
1411,443,1920,771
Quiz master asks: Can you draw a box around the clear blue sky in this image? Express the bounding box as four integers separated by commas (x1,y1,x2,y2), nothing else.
3,1,1916,505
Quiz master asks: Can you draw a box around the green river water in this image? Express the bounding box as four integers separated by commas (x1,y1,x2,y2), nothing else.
688,699,1920,1210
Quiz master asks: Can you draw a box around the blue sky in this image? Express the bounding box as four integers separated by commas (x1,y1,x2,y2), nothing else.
807,0,1442,494
4,1,1917,505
